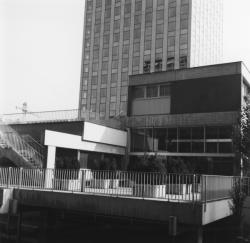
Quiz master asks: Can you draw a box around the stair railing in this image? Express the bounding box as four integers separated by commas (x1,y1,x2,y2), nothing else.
0,122,44,168
21,134,46,159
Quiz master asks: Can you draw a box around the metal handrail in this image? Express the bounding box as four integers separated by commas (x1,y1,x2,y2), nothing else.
0,168,247,203
1,109,82,124
21,135,46,157
0,123,44,168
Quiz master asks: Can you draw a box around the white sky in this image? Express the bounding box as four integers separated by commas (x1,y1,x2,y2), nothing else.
1,0,250,114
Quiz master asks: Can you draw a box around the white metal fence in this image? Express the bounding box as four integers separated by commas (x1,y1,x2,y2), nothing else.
0,167,249,203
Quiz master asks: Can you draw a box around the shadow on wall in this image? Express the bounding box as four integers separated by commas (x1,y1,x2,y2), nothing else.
0,157,17,168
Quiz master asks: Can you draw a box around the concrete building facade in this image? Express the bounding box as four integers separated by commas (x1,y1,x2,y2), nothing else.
79,0,223,120
127,62,250,175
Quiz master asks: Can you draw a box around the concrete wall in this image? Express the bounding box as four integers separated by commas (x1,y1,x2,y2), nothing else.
10,121,84,145
13,189,202,225
171,74,241,114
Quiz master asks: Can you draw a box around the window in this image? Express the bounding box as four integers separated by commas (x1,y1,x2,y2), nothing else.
123,31,130,41
180,19,188,29
180,56,187,69
121,86,128,95
110,87,116,96
96,0,102,8
121,72,128,82
167,57,175,70
112,46,119,58
123,45,129,55
181,4,189,14
133,43,140,53
100,88,107,98
91,89,97,98
124,4,131,14
92,76,98,85
105,9,111,18
156,10,164,20
134,28,141,39
180,34,188,45
146,0,153,9
101,75,108,84
124,17,131,27
122,58,129,68
103,35,109,45
134,87,145,99
100,103,106,112
155,38,163,49
92,63,98,72
102,48,109,58
144,60,151,73
86,0,92,11
114,20,120,30
144,40,151,50
157,0,164,6
113,33,120,42
132,57,139,66
84,52,90,60
146,86,158,98
168,22,176,32
112,60,118,69
156,24,164,34
110,102,116,111
102,61,108,71
134,15,141,25
168,7,176,17
155,59,162,72
135,0,142,11
93,49,99,59
114,6,121,16
160,85,170,96
83,65,89,73
94,24,101,33
145,13,152,26
104,22,110,32
111,73,118,83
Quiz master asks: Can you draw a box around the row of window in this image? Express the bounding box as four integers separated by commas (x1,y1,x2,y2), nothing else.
131,126,234,154
133,85,170,99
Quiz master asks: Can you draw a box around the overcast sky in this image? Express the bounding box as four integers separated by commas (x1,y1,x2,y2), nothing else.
1,0,250,114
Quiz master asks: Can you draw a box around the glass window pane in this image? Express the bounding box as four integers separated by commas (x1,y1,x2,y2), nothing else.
146,86,158,98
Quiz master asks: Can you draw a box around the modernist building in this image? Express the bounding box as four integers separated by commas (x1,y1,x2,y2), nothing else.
127,62,250,175
79,0,223,120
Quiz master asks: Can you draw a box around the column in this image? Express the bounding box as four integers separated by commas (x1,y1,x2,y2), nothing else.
45,146,56,189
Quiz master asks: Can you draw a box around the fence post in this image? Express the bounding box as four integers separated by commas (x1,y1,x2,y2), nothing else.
192,174,195,202
7,167,12,188
80,169,86,193
18,168,23,188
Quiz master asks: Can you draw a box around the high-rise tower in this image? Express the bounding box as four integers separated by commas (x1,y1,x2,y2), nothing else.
79,0,223,120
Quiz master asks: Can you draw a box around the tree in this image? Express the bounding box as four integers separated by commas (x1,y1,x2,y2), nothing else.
234,95,250,176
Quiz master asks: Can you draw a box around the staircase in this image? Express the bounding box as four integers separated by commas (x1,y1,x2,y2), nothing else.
0,123,44,169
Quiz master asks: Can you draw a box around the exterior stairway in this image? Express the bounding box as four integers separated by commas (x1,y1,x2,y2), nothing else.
0,123,44,169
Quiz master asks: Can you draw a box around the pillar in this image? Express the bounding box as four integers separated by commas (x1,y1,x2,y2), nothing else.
77,150,88,169
197,226,203,243
45,146,56,189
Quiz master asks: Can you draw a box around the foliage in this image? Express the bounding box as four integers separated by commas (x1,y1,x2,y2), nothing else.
233,95,250,175
229,178,247,229
55,157,80,170
165,157,194,174
127,156,166,173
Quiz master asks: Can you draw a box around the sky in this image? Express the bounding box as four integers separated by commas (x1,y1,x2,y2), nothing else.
1,0,250,114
